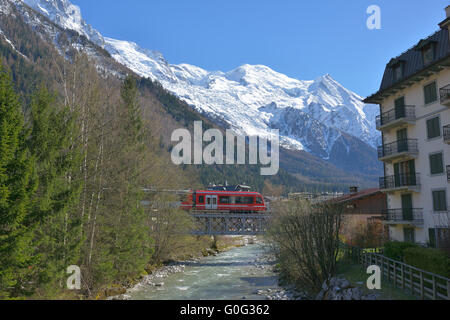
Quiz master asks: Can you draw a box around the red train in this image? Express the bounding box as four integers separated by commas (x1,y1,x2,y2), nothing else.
180,186,267,213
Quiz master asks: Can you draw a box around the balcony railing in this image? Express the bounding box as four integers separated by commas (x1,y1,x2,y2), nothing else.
376,105,415,129
433,211,450,228
377,139,418,160
379,173,420,191
384,208,424,225
444,125,450,144
439,84,450,106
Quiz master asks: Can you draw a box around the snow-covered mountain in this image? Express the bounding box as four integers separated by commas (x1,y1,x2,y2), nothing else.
18,0,381,160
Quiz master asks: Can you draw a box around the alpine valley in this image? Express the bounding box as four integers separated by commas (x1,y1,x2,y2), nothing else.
0,0,383,192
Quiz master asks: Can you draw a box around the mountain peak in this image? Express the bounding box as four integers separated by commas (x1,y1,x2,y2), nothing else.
22,0,104,45
15,0,380,155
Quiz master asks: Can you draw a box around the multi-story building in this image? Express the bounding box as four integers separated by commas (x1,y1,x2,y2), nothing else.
364,6,450,248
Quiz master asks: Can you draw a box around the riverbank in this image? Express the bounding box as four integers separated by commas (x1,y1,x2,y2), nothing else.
111,238,303,300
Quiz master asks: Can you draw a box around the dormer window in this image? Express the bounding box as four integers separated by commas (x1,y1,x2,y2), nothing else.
388,58,405,83
422,44,435,65
393,63,403,83
415,39,437,66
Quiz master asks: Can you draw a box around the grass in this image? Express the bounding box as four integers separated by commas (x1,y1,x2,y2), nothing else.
336,262,417,300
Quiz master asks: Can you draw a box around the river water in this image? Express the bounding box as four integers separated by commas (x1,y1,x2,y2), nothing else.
127,243,287,300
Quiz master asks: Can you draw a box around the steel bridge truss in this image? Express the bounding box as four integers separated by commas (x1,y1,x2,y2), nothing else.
190,213,271,236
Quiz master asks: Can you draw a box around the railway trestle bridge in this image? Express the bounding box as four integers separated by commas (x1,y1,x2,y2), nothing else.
189,212,271,236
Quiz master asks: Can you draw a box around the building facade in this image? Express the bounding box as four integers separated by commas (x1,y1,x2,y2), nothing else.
329,188,388,247
365,7,450,248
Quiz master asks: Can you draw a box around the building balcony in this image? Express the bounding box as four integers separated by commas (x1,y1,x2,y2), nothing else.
377,139,419,163
444,125,450,144
383,208,424,227
379,173,421,193
440,84,450,107
376,105,416,131
433,211,450,228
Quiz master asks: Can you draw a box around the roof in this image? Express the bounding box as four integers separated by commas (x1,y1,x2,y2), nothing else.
328,188,383,204
207,185,251,191
196,190,261,195
364,27,450,104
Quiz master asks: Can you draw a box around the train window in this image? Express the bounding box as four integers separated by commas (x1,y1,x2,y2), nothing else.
207,198,211,205
236,197,254,204
213,198,217,205
219,196,231,204
198,196,204,204
256,197,263,204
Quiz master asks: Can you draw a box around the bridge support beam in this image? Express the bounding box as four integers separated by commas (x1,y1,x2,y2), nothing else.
190,213,270,236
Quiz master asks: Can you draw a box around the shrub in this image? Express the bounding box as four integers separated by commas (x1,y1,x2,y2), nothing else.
266,200,344,297
383,241,419,261
404,247,450,278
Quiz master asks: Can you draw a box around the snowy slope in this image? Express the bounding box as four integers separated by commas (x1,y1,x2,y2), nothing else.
19,0,381,159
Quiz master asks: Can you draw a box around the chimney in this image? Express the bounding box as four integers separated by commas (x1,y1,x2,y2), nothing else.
439,6,450,30
349,186,359,194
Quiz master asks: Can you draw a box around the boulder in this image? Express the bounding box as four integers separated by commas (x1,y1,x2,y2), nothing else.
316,277,378,301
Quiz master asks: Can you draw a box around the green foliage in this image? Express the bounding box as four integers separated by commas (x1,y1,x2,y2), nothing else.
383,241,419,261
27,86,83,295
82,75,154,292
403,247,450,278
0,63,37,299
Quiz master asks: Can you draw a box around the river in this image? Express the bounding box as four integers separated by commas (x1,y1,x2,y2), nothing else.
126,242,295,300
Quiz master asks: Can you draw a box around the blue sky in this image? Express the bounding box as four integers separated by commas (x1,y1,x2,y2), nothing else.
71,0,449,97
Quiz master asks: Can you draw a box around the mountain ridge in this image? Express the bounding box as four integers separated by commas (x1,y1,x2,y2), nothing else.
19,0,381,161
2,0,382,188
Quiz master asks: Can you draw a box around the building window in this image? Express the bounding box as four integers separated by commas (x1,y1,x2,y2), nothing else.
426,116,441,139
422,44,435,65
429,152,444,175
393,64,403,83
432,190,447,212
424,82,437,104
404,227,415,243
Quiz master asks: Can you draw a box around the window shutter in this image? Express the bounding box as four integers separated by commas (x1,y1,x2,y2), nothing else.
427,117,441,139
395,97,405,108
430,153,444,175
427,119,433,138
433,191,447,211
424,82,437,104
429,229,436,248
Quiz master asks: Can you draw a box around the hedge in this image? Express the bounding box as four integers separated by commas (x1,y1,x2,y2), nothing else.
403,247,450,278
383,241,419,262
383,241,419,261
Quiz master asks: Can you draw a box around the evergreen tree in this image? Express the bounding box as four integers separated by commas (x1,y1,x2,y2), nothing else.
27,86,83,295
111,75,151,279
0,63,37,298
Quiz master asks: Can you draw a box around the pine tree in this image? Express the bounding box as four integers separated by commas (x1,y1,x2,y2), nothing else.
27,86,83,295
0,63,37,299
111,75,151,279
